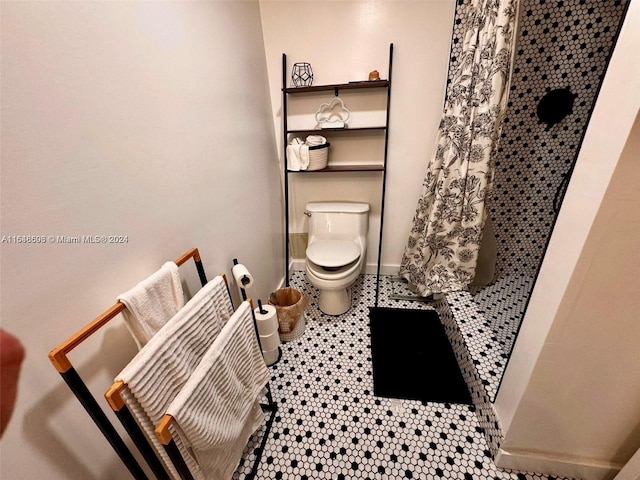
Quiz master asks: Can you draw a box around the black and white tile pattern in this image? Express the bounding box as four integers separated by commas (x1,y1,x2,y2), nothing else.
230,4,630,477
488,0,628,277
469,274,535,358
233,273,577,480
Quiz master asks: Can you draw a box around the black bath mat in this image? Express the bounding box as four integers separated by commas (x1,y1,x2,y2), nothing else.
369,307,472,405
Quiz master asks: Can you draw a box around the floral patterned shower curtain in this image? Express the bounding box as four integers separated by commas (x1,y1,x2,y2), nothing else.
399,0,519,296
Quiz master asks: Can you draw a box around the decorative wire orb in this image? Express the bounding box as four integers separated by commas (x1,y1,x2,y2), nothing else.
291,62,313,87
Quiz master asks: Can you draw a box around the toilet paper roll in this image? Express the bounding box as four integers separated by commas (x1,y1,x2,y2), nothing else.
263,347,280,366
254,304,279,334
232,263,254,289
259,330,280,352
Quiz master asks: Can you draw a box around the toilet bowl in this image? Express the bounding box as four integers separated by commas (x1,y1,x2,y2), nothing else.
304,202,369,315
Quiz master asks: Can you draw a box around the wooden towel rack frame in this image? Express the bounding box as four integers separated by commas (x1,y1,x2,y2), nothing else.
48,248,277,479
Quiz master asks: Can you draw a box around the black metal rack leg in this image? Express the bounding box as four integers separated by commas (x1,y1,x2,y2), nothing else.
60,368,148,480
194,259,208,287
114,406,171,480
163,440,195,480
246,398,278,480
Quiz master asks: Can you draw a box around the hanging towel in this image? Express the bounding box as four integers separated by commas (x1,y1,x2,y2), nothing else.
116,275,234,478
286,137,304,171
299,144,310,170
286,144,301,171
117,261,185,348
165,301,270,480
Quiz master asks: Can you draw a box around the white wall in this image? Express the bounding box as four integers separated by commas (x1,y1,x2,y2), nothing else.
495,3,640,479
0,2,283,478
259,0,456,272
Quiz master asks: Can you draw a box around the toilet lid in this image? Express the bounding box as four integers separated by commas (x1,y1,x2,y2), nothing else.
306,240,360,268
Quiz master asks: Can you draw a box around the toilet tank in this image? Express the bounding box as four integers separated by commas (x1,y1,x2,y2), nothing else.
305,202,369,240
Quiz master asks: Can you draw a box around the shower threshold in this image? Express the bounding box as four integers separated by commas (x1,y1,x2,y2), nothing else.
387,276,441,302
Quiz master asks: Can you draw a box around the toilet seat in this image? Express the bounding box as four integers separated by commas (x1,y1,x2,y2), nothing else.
306,240,360,268
306,256,360,281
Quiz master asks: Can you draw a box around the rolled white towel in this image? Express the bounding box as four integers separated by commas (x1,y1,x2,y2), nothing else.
306,135,327,146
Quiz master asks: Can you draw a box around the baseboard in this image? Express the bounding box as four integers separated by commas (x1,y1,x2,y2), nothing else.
496,447,623,480
289,259,305,272
289,259,399,276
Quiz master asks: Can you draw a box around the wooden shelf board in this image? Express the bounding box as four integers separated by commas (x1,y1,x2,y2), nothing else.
287,126,386,135
288,165,384,173
284,80,389,94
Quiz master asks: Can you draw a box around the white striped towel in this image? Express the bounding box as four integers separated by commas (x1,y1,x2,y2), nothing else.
116,275,233,479
165,301,270,480
118,261,185,348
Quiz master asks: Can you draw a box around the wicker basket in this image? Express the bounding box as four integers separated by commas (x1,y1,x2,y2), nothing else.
269,287,309,342
307,142,330,171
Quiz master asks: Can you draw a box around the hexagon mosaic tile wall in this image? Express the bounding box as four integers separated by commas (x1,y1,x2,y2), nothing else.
446,0,629,277
447,0,629,359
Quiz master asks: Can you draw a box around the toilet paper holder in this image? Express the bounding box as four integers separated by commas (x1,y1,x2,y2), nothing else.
258,299,268,315
232,258,255,300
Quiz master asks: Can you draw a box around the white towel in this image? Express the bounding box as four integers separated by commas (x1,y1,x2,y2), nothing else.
165,301,270,480
299,144,310,170
118,261,185,348
286,144,301,171
305,135,327,146
286,137,304,171
116,275,233,478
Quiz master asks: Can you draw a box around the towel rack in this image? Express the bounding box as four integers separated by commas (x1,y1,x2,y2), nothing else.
48,248,208,480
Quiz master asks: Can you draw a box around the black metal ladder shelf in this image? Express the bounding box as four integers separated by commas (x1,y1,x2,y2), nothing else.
281,44,394,309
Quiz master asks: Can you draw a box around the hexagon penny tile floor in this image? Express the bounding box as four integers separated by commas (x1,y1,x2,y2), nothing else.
232,272,578,480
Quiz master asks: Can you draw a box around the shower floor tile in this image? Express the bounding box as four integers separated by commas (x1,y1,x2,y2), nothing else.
234,273,576,480
470,274,534,357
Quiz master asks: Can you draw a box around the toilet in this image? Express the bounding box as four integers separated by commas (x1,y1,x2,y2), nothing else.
304,202,369,315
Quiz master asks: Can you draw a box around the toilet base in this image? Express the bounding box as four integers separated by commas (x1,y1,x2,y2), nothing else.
318,287,351,316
